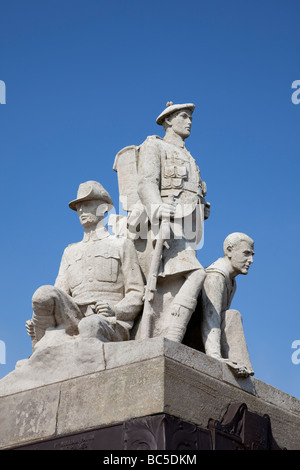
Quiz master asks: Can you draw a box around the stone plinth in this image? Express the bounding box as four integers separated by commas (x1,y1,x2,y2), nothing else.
0,338,299,450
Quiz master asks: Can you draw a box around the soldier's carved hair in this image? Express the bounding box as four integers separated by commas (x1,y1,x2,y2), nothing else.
223,232,254,255
161,111,179,131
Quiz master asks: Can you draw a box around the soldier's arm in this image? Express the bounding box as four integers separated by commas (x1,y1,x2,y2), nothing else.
200,272,227,356
201,272,226,322
137,137,163,218
113,239,144,322
54,248,71,295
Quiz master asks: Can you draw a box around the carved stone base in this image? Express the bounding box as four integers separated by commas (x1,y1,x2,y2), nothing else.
0,338,299,450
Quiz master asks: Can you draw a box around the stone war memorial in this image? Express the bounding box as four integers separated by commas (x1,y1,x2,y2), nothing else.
0,101,299,451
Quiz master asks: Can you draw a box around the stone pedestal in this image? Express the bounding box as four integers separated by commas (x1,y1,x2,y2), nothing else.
0,338,299,450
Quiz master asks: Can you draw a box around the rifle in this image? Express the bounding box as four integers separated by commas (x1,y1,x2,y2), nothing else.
138,218,169,339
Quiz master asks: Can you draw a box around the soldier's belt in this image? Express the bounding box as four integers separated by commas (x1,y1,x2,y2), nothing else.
161,187,202,197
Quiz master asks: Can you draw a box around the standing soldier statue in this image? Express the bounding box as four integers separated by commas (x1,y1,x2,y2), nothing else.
114,102,210,342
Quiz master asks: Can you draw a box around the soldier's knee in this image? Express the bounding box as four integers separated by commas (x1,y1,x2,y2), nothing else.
78,314,112,340
32,285,57,307
197,268,206,283
188,267,206,286
226,309,242,322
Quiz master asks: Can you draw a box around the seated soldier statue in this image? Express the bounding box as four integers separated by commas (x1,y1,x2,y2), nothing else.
26,181,144,348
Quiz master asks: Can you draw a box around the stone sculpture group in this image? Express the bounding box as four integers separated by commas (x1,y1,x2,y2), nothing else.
23,101,255,382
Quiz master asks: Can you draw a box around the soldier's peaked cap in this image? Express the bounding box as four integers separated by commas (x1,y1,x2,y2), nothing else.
69,181,113,211
156,101,195,125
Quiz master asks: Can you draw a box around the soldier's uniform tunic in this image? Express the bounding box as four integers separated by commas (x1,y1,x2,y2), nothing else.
32,228,144,343
137,135,207,278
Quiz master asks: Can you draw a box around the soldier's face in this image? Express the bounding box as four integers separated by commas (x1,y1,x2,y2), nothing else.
228,241,255,276
169,110,193,139
76,200,105,227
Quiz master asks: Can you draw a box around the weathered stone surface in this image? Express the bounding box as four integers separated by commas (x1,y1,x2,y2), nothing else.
0,326,105,396
0,338,299,450
56,357,165,436
0,382,61,449
103,336,223,380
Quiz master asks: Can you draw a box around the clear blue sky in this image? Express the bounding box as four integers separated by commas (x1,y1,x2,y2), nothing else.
0,0,299,400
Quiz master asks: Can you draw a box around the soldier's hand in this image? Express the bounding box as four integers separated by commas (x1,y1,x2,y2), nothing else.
158,202,176,220
94,301,115,317
25,319,35,338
